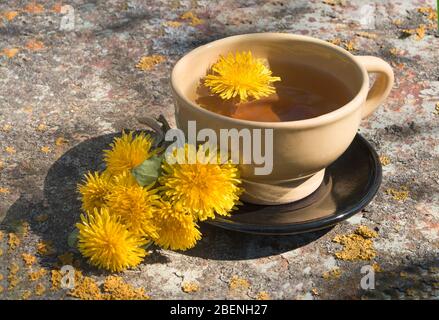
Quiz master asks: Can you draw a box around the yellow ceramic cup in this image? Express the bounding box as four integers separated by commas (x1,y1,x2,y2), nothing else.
171,33,393,205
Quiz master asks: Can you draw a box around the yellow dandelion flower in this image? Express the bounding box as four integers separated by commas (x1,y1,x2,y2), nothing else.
154,201,201,251
104,131,157,175
204,51,281,102
106,177,160,239
78,171,113,213
76,208,148,272
159,144,243,221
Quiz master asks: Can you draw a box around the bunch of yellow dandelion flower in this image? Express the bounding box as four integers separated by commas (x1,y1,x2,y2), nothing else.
159,144,243,221
204,51,281,102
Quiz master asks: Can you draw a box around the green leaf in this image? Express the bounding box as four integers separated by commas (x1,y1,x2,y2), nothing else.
132,155,163,186
68,229,79,248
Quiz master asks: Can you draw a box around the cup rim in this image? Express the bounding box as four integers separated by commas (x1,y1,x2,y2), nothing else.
171,32,369,129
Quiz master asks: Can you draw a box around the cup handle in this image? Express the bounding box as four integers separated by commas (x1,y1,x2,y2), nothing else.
355,56,394,118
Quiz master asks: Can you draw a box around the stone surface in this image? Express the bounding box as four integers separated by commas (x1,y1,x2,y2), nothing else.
0,0,438,300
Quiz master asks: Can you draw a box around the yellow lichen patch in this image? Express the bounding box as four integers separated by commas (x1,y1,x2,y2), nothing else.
22,253,37,267
0,273,3,281
41,146,51,154
322,267,342,280
229,275,250,291
418,7,438,22
2,48,19,58
24,3,45,14
355,31,377,39
434,102,439,115
386,186,410,201
5,146,16,154
136,55,166,71
37,240,56,256
0,230,3,240
28,268,47,281
55,137,68,146
51,270,62,290
3,11,19,21
34,214,49,222
58,252,74,266
35,283,46,296
69,276,104,300
327,38,356,51
8,262,20,289
372,262,383,273
103,276,149,300
181,281,199,293
0,187,10,194
36,123,47,132
164,20,182,28
393,19,403,26
26,39,45,51
415,24,426,40
0,248,3,256
2,124,12,132
8,233,20,251
22,290,32,300
389,48,404,56
256,291,270,300
379,155,391,166
311,288,319,296
0,285,3,293
180,11,204,26
323,0,346,5
332,226,378,261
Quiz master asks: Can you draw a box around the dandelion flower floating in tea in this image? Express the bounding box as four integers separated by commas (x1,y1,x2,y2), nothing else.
76,208,148,272
204,51,281,102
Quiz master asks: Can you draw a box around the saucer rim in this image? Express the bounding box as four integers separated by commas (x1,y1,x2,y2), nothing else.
205,134,382,235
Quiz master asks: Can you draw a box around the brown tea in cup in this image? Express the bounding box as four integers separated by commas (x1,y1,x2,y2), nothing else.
196,62,353,122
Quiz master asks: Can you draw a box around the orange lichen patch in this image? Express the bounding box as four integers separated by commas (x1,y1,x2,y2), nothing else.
181,281,199,293
322,267,342,280
5,146,16,154
344,40,356,51
2,48,19,58
136,55,166,71
58,252,74,266
103,276,150,300
164,20,182,28
434,103,439,115
52,3,62,13
55,137,68,146
332,226,377,261
355,31,377,39
35,283,46,296
0,285,3,293
34,214,49,222
229,275,250,291
386,186,410,201
180,11,204,26
0,187,10,194
26,39,45,51
36,123,47,132
393,19,403,26
3,11,19,21
37,240,56,256
0,230,4,240
0,160,4,171
311,288,319,296
28,268,47,281
256,291,270,300
415,24,426,40
22,290,32,300
0,273,3,281
372,262,383,273
389,47,404,56
2,124,12,132
379,155,391,166
24,3,45,14
22,253,37,267
8,233,20,251
418,7,438,21
41,146,51,154
69,276,104,300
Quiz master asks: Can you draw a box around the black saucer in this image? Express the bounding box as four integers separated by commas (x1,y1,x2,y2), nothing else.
206,134,382,235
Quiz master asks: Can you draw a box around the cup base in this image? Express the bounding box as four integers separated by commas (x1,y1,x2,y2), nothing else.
240,169,325,205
